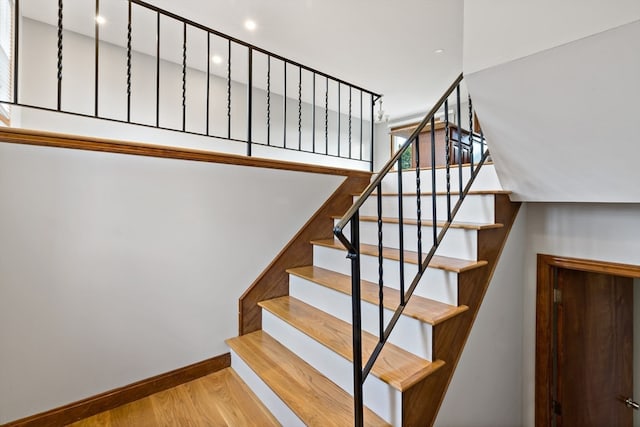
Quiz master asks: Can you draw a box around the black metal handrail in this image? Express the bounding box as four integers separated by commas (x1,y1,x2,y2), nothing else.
333,73,490,425
2,0,381,170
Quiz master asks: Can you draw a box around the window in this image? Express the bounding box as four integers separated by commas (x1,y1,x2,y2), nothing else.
0,0,13,125
393,135,412,169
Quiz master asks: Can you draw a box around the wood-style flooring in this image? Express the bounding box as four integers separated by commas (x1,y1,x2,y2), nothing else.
68,368,280,426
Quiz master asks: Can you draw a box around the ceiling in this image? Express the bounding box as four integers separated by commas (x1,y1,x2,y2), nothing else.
21,0,463,121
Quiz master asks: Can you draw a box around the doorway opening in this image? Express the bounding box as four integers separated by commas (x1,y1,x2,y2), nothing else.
536,254,640,427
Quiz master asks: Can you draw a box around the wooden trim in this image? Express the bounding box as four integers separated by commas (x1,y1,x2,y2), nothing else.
538,254,640,279
535,255,555,427
390,119,445,135
389,113,481,135
238,174,370,335
0,127,371,178
535,254,640,427
1,353,231,427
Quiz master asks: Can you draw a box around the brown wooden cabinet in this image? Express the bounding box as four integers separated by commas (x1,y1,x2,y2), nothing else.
392,121,473,169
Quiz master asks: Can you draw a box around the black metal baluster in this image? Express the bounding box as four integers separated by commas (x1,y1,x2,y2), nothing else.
326,74,480,427
126,0,132,122
298,66,302,150
359,90,363,161
56,0,63,111
468,95,474,175
444,100,451,221
370,96,375,172
312,72,315,153
13,0,20,103
247,47,253,155
337,83,341,157
324,77,328,154
205,32,210,135
283,62,287,147
377,183,384,341
266,56,271,146
226,40,231,139
348,212,364,427
431,117,437,245
155,11,160,127
94,0,99,117
182,22,186,132
456,86,462,195
416,135,422,271
480,128,485,157
397,156,405,305
348,86,352,158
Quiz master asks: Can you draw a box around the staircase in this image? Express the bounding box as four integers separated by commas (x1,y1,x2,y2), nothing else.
226,160,520,426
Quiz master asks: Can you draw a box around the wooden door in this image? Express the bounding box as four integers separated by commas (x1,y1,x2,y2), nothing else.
555,268,633,426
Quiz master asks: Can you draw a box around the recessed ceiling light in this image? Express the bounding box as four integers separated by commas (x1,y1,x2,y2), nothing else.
95,15,106,25
434,48,444,54
244,19,257,31
211,55,223,64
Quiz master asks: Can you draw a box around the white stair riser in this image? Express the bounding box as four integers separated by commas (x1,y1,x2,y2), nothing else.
262,310,401,425
355,193,496,224
230,350,305,427
289,275,434,360
338,219,478,261
313,245,458,306
379,164,502,193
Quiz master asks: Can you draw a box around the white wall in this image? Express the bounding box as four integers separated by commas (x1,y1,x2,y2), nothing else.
522,202,640,426
0,140,345,423
16,18,374,171
465,19,640,202
436,205,526,427
463,0,640,74
462,1,640,203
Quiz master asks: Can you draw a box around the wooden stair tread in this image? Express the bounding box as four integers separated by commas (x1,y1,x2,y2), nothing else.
311,238,488,272
259,296,445,391
351,189,511,197
331,215,503,230
227,331,390,427
287,265,468,325
381,161,495,172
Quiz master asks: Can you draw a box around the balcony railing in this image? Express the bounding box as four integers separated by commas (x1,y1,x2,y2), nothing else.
1,0,381,170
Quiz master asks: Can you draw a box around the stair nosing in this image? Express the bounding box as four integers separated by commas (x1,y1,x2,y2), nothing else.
331,215,503,230
311,238,488,272
286,265,468,326
351,189,511,197
227,330,391,426
259,296,445,392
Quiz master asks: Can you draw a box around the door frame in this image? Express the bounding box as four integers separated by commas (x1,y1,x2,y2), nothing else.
535,253,640,426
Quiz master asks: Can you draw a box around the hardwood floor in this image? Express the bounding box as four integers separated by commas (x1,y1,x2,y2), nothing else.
68,368,280,426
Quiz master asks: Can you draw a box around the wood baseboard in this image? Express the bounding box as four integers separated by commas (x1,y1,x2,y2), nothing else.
1,353,231,427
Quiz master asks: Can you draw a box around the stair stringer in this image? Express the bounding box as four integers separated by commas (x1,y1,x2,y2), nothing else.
238,173,371,335
400,193,521,426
